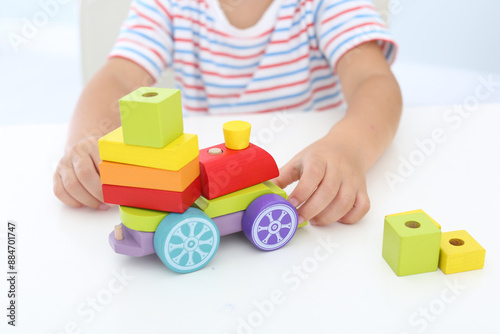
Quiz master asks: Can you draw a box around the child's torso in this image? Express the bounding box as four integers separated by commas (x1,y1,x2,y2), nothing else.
169,0,343,113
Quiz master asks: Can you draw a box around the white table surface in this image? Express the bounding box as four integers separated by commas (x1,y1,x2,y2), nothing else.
1,104,499,334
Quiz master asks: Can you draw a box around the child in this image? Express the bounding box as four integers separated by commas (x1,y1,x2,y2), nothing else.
53,0,402,226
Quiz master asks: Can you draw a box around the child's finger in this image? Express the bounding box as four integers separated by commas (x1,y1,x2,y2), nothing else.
271,159,300,189
53,172,84,208
287,159,326,210
310,183,356,226
60,166,105,210
296,170,341,223
90,145,102,173
73,154,105,203
337,191,370,224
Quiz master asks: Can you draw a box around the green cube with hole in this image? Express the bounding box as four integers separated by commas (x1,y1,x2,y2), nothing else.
382,210,442,276
119,87,183,148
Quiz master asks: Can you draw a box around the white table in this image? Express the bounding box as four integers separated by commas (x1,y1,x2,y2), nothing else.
1,104,499,334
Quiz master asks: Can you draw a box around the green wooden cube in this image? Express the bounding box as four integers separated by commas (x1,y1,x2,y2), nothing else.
119,87,183,148
382,210,442,276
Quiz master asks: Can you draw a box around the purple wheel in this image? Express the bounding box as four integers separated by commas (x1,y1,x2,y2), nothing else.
242,194,298,251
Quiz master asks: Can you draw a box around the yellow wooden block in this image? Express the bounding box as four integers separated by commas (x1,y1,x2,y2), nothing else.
439,230,485,274
98,127,199,171
194,181,286,218
386,209,441,229
223,121,251,150
120,206,168,232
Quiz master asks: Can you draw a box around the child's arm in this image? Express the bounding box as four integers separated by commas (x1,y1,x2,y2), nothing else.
53,58,154,209
273,41,402,226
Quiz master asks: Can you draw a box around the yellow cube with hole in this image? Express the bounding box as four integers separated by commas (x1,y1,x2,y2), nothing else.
120,87,183,148
439,230,485,274
382,210,442,276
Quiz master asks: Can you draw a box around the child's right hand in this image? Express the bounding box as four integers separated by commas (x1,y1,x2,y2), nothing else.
53,136,108,210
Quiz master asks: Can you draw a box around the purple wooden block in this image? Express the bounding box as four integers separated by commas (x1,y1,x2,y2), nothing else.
109,224,155,257
109,211,245,258
213,211,244,236
242,194,298,251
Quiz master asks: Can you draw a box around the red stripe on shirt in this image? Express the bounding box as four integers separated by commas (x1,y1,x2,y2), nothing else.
154,0,173,21
183,104,209,112
175,76,242,98
131,6,165,31
270,23,314,44
246,78,310,94
174,15,274,39
258,54,309,70
175,38,266,59
175,59,254,78
321,5,376,25
316,100,344,111
125,24,155,30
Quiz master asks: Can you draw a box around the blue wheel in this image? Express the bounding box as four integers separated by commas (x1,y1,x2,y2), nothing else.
154,208,220,273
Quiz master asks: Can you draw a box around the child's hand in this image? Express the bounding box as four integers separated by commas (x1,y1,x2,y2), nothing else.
53,136,108,210
272,132,370,226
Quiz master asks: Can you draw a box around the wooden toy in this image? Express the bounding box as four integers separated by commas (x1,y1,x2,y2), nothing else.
382,210,442,276
439,230,485,274
114,225,124,240
120,206,168,232
154,208,220,274
101,87,307,274
223,120,251,150
194,181,286,218
100,157,200,192
102,177,201,213
108,207,311,258
98,127,198,171
242,194,298,251
120,88,183,148
199,143,279,199
386,209,441,229
109,224,155,257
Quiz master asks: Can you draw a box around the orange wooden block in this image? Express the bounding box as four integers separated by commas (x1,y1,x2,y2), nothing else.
102,177,201,213
100,157,200,192
198,143,279,199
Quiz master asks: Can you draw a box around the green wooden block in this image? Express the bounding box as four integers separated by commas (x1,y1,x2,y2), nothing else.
119,87,183,148
382,211,441,276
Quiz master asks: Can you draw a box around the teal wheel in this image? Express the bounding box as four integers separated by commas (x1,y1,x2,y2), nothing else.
154,208,220,273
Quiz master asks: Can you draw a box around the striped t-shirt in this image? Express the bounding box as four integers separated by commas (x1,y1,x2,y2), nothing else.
110,0,397,114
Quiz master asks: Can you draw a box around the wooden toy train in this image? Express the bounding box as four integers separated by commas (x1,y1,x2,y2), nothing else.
98,87,306,273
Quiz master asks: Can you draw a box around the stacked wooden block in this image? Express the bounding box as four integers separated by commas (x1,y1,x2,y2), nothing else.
382,209,486,276
98,88,201,213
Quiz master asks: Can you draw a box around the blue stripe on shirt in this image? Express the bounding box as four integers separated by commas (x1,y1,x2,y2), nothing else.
122,29,169,53
319,14,380,40
327,30,391,61
113,46,162,75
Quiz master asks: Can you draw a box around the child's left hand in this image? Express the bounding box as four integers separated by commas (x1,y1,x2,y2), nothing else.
272,129,370,226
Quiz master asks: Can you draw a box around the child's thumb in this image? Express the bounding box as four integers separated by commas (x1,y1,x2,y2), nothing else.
270,160,300,189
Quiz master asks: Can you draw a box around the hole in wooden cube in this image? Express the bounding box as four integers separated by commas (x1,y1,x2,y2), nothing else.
142,92,158,97
405,221,421,229
383,211,441,276
439,230,485,274
449,238,465,246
